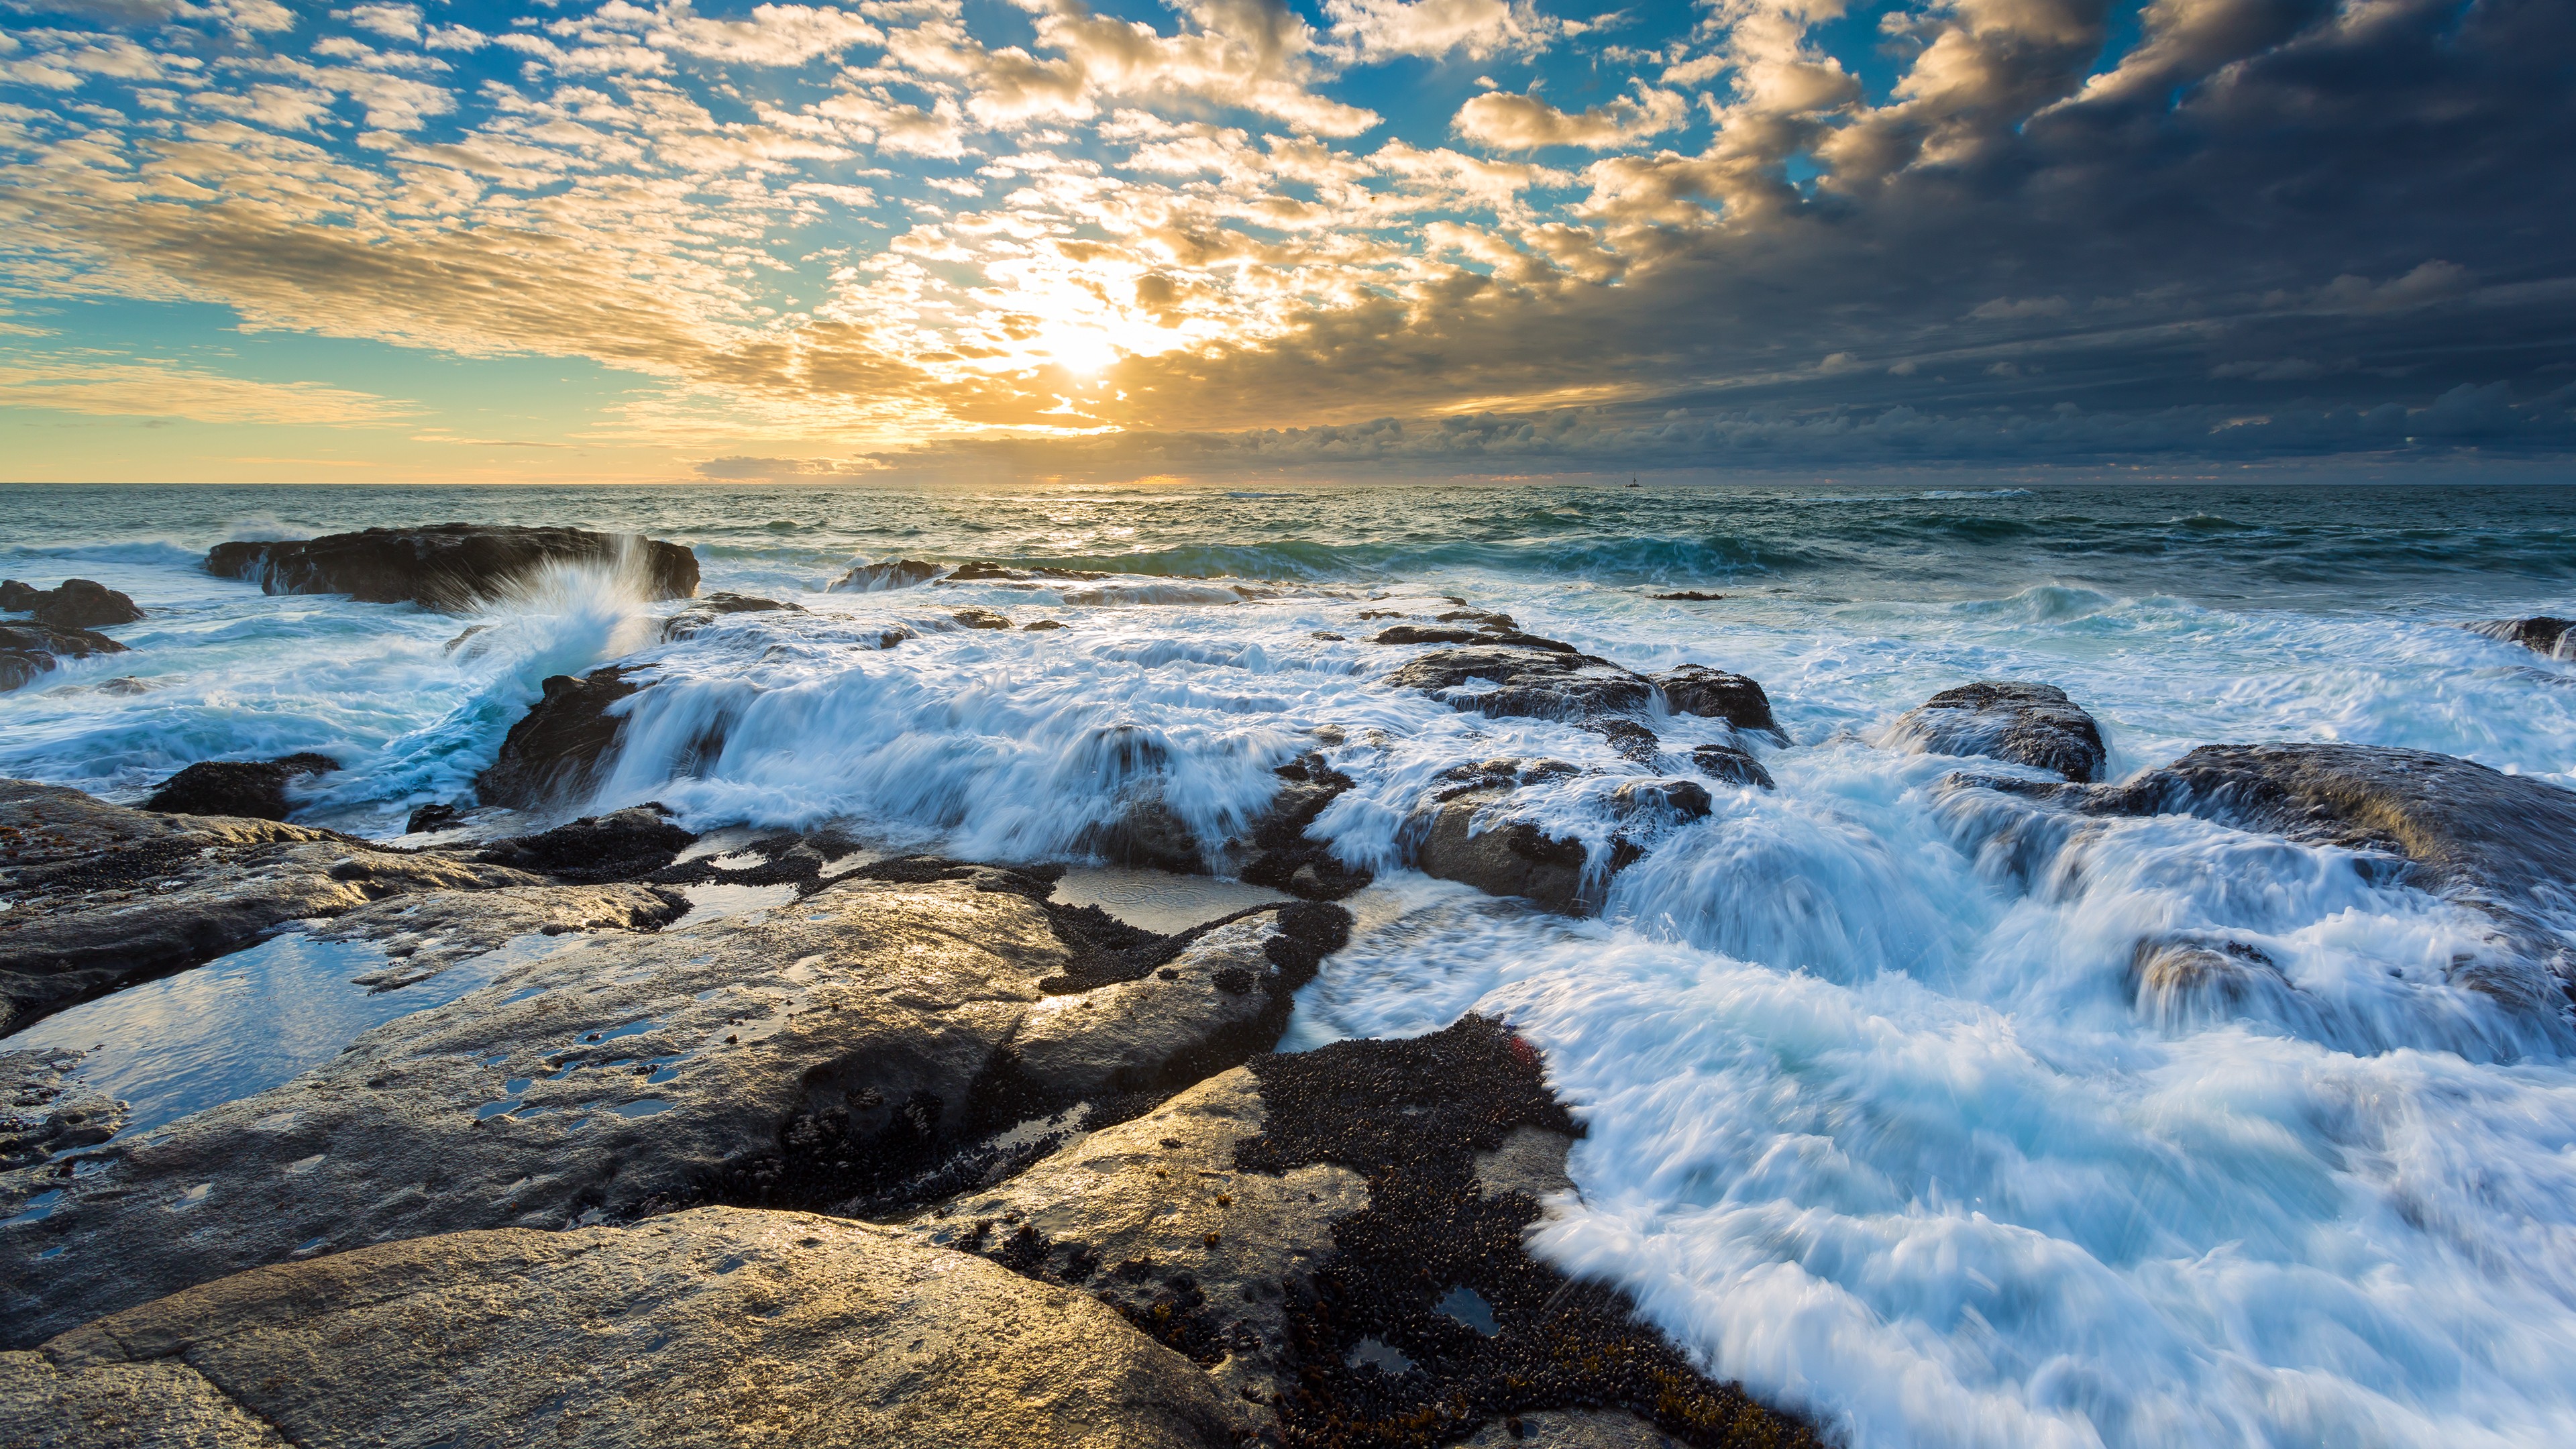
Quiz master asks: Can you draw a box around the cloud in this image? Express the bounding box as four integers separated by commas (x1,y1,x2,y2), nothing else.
1323,0,1562,62
1454,87,1690,150
0,358,412,425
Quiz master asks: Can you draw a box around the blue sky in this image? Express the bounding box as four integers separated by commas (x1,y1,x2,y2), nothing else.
1,0,2569,482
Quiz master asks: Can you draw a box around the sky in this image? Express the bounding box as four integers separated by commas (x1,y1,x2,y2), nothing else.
1,0,2571,483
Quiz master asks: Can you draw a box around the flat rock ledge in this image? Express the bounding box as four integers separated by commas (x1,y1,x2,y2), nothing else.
1886,682,2107,782
0,1206,1235,1449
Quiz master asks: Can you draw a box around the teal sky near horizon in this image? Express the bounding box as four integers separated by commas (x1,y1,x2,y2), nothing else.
2,0,2571,484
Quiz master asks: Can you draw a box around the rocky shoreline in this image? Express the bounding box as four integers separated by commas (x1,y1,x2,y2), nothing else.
6,525,2575,1446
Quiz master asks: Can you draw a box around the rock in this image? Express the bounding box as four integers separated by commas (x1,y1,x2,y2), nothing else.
206,525,698,612
0,579,144,629
2,1049,128,1171
1588,717,1662,763
953,607,1014,630
404,802,464,834
659,591,802,641
1308,631,1344,641
1650,590,1725,602
830,557,946,591
0,781,541,1036
2471,616,2574,659
1455,1409,1694,1446
474,804,697,883
1609,777,1713,824
1888,681,2106,782
1690,743,1775,790
1087,788,1204,873
1409,788,1599,915
473,666,643,810
1386,643,1655,722
1237,755,1373,901
912,1017,1817,1449
3,1206,1236,1449
313,881,689,987
0,622,126,693
142,754,339,821
2128,936,2291,1029
1652,664,1780,736
0,867,1344,1342
1024,619,1066,631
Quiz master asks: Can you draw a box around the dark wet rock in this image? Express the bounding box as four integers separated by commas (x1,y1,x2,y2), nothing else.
952,606,1014,630
1409,788,1599,915
1374,624,1578,651
914,1017,1816,1449
1609,777,1713,824
474,804,696,883
1432,757,1578,803
0,579,144,629
1,1206,1235,1449
205,525,698,612
3,1049,128,1171
943,560,1108,584
1651,590,1727,602
1587,718,1662,763
0,869,1344,1342
93,677,153,697
1438,608,1517,629
1889,681,2106,782
2472,616,2574,659
1387,644,1654,723
1691,743,1776,790
404,802,464,834
2128,936,2292,1030
473,666,643,810
0,781,542,1036
659,591,801,641
1024,619,1066,631
1308,631,1346,641
830,557,946,591
1088,788,1204,873
142,754,339,822
1652,665,1780,737
0,622,127,693
1238,754,1373,901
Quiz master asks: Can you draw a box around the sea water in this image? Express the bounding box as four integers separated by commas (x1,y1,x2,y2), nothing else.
5,479,2575,1448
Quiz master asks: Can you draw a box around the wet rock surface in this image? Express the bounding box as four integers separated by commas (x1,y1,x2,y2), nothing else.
0,781,540,1036
474,804,698,883
141,754,340,822
832,557,947,591
1888,681,2106,782
472,665,645,809
1239,754,1373,901
205,524,699,612
915,1017,1816,1449
3,1049,128,1171
1,579,144,630
1690,744,1775,790
1652,665,1779,737
0,621,127,693
2,1206,1236,1449
1386,643,1654,723
2471,616,2574,658
953,606,1015,630
1409,788,1599,916
0,869,1350,1344
311,881,690,985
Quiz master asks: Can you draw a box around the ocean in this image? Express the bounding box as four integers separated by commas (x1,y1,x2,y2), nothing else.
6,479,2576,1448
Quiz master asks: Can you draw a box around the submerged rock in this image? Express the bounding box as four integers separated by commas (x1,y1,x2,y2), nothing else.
951,606,1014,630
830,557,945,591
205,525,698,612
1888,681,2107,782
0,781,540,1036
0,579,144,630
1,1049,127,1171
1690,743,1776,790
912,1016,1817,1449
142,754,339,822
1,1207,1236,1449
659,591,801,641
1236,753,1373,900
0,622,125,694
0,869,1346,1343
473,666,644,810
313,881,688,986
2471,616,2574,659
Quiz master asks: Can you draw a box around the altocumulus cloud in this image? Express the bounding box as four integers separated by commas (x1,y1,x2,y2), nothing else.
0,0,2570,475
